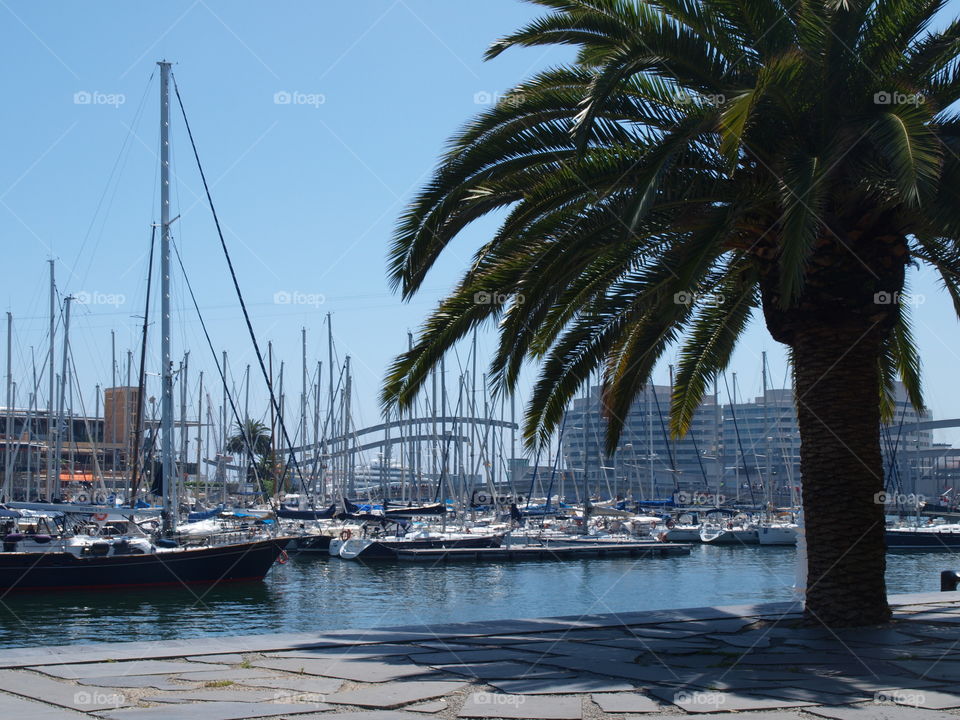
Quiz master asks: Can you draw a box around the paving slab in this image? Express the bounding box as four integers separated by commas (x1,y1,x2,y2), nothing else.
647,686,814,713
631,714,805,720
406,699,447,713
269,644,434,659
591,692,663,713
239,675,345,694
411,648,543,665
77,675,190,690
805,704,959,719
0,669,134,711
437,660,575,680
489,676,635,694
507,641,639,662
96,701,327,719
322,680,465,708
706,632,773,648
141,688,313,703
185,654,247,664
254,657,435,682
285,713,430,720
176,668,281,682
457,692,581,719
656,618,756,634
885,688,960,710
749,686,876,704
33,660,224,679
891,659,960,681
0,691,91,719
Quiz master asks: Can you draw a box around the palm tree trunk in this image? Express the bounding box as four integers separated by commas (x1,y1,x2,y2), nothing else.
793,325,890,627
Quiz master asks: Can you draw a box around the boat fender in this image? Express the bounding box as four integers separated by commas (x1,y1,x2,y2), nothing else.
75,492,90,504
340,529,352,541
278,550,289,565
93,491,109,505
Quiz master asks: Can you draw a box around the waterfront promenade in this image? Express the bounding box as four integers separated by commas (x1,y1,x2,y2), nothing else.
2,591,960,719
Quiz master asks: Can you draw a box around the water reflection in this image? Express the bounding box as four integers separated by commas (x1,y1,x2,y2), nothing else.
0,546,947,648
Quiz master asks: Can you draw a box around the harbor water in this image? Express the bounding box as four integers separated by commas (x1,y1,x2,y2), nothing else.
0,546,948,648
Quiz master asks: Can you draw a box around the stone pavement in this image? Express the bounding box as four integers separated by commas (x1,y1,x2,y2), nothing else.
3,591,960,718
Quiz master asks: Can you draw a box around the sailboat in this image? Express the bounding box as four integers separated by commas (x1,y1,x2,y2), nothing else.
0,62,290,591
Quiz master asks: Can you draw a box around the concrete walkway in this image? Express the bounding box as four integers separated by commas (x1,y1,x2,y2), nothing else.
2,591,960,719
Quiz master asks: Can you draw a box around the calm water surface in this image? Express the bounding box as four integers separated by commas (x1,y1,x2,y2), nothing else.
0,546,948,648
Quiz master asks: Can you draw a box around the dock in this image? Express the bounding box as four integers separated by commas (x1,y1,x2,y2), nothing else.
1,590,959,719
392,540,691,562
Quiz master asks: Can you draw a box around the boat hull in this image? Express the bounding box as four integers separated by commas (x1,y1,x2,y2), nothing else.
886,529,960,550
339,535,503,560
286,534,333,553
0,537,289,592
700,528,759,545
758,526,798,546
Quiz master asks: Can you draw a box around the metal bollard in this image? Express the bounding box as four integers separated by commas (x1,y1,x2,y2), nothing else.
941,570,960,591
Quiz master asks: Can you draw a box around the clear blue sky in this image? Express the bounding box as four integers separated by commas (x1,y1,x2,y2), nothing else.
3,0,960,453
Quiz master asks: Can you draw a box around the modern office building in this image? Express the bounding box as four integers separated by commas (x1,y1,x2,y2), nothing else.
562,380,947,504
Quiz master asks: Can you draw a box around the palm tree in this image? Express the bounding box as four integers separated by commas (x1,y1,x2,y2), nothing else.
226,420,278,495
382,0,960,626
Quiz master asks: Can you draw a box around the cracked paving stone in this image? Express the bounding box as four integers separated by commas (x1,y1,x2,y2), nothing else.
891,660,960,681
77,676,190,690
646,686,814,713
95,700,327,720
0,669,134,712
411,648,544,665
805,704,959,720
629,713,806,720
506,641,639,662
406,699,447,713
591,692,663,713
269,644,434,659
886,689,960,710
322,680,464,708
176,668,281,682
32,660,224,679
488,676,635,694
0,691,91,719
457,692,582,719
185,654,247,664
238,676,344,694
141,688,316,703
253,657,435,682
437,661,574,680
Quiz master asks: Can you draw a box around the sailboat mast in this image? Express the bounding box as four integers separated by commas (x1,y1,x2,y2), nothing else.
46,260,55,501
159,60,177,534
